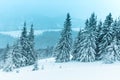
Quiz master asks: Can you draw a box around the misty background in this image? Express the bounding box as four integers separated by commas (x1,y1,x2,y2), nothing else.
0,0,119,31
0,0,120,48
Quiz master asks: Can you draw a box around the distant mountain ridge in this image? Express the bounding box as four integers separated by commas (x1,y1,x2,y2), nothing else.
0,28,80,38
0,29,79,49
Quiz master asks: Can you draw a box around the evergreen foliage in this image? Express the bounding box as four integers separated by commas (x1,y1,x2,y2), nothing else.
72,13,97,62
20,22,35,66
3,44,10,63
103,37,120,63
3,12,120,71
71,30,84,61
99,13,113,59
54,13,72,62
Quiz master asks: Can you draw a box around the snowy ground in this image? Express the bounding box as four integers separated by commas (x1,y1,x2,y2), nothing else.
0,58,120,80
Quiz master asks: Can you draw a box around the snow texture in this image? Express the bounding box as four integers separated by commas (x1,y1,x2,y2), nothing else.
0,58,120,80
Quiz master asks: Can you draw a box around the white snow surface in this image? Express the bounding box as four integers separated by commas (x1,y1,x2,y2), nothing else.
0,58,120,80
0,28,80,38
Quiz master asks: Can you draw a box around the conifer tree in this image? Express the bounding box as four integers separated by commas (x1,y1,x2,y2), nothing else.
78,31,96,62
3,46,14,72
78,30,96,62
3,43,10,63
12,40,25,68
20,22,35,66
27,24,36,65
54,13,72,62
20,22,28,66
112,19,120,42
75,13,97,62
103,37,120,63
28,24,34,49
85,19,89,30
71,29,84,61
87,13,97,31
99,13,113,59
96,21,102,60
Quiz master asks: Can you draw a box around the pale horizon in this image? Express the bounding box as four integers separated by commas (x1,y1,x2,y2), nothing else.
0,0,120,30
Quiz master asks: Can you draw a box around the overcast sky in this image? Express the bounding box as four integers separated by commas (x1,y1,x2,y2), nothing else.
0,0,120,30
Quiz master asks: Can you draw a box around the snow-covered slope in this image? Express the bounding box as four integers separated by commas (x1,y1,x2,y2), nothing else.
0,58,120,80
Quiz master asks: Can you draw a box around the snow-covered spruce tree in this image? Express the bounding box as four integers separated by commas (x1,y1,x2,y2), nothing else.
3,43,10,63
76,13,97,62
27,24,36,65
79,31,96,62
20,22,35,66
84,19,89,30
20,22,28,66
72,13,97,62
28,24,38,71
71,29,84,61
103,37,120,64
12,40,26,68
54,13,72,62
112,19,120,42
116,18,120,41
3,47,15,72
86,13,97,31
28,24,34,52
88,13,106,61
96,21,102,60
99,13,113,59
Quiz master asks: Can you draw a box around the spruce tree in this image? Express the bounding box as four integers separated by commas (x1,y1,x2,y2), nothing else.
3,23,36,69
87,13,97,31
71,13,97,62
78,31,96,62
103,37,120,63
20,22,35,66
85,19,89,30
71,29,84,61
96,21,102,60
76,13,97,62
12,40,25,68
54,13,72,62
28,24,34,49
28,24,36,65
3,46,14,72
20,22,27,53
3,43,10,63
112,19,120,42
99,13,113,59
20,22,28,66
116,18,120,40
